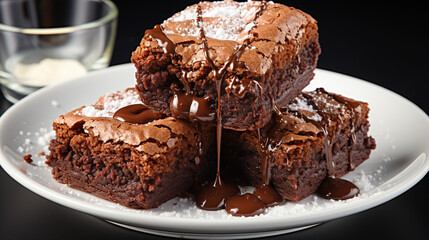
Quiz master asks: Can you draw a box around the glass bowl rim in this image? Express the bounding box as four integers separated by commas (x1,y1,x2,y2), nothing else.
0,0,118,35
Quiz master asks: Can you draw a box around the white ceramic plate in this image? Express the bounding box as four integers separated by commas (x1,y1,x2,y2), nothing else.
1,64,429,239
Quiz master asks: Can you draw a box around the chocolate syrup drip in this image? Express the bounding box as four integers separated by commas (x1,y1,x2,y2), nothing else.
144,24,175,55
257,113,284,185
301,91,337,177
317,177,360,200
322,127,335,176
313,88,359,171
225,193,266,217
252,93,286,197
318,89,359,170
349,129,356,170
113,104,164,124
194,3,241,210
298,89,361,200
170,92,216,123
195,1,271,214
180,69,191,94
254,94,286,201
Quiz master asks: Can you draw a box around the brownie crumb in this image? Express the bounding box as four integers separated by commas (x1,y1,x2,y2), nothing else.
23,154,33,164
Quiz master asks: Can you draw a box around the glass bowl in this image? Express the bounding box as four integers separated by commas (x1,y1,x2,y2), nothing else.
0,0,118,103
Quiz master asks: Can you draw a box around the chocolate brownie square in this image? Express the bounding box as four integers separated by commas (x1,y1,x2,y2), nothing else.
46,88,215,209
131,0,321,131
223,88,376,201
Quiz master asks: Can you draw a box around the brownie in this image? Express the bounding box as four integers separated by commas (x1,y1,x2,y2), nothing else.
46,88,215,209
223,88,376,201
131,0,321,131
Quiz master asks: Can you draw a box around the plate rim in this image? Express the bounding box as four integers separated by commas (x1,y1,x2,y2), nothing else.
1,64,429,234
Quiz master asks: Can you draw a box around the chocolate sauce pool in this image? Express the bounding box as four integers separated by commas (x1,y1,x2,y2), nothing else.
253,184,283,207
117,1,363,217
317,177,360,200
225,193,266,217
195,174,240,210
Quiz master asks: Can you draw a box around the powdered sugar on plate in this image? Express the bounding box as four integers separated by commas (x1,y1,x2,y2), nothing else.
17,126,55,167
145,172,381,219
74,168,382,220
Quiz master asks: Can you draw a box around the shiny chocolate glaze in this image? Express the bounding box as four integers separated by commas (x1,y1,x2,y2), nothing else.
113,104,164,124
317,177,360,200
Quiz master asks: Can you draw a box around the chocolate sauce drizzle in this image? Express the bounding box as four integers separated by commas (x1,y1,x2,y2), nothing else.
195,3,241,210
139,2,361,216
194,1,282,216
144,24,175,55
113,104,164,124
321,89,359,171
299,89,360,200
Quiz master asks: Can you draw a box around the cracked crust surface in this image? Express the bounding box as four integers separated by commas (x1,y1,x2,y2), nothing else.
46,89,215,209
131,0,321,131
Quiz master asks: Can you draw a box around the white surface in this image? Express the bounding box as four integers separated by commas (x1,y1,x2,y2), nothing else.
1,64,429,238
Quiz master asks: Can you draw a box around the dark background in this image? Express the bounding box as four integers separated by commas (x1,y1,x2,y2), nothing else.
1,1,428,239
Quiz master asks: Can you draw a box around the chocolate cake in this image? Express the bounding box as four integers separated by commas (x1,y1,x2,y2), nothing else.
223,88,376,201
131,0,321,131
46,88,215,209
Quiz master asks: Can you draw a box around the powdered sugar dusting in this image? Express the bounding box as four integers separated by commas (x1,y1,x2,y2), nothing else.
163,1,268,41
288,97,322,121
79,168,382,219
311,92,348,116
80,90,141,118
289,97,314,112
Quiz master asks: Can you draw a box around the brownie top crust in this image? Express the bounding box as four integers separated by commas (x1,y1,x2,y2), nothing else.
159,0,317,75
55,88,204,155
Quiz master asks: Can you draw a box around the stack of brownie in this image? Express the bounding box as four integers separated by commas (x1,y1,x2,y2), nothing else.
47,0,375,212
